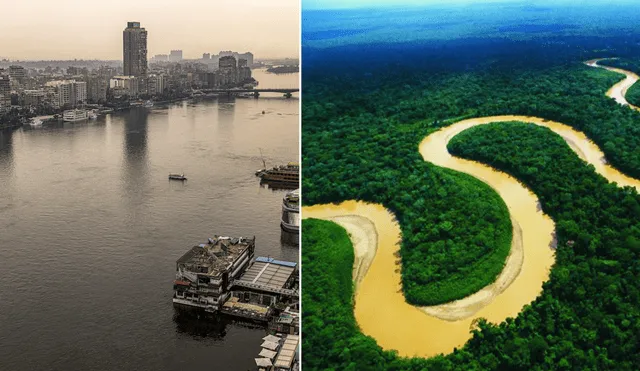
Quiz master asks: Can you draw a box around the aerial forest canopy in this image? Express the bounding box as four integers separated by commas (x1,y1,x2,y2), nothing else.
302,34,640,370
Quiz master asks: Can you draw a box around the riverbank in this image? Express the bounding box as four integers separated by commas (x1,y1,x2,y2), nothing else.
587,58,640,112
302,92,640,357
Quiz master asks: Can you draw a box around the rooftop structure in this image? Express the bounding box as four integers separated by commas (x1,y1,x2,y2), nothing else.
173,235,255,313
234,257,297,295
221,256,298,323
273,335,299,370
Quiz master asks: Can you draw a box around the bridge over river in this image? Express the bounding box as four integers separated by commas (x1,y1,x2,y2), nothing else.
200,88,299,98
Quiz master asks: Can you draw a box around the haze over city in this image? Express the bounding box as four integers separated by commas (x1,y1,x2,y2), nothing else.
0,0,299,60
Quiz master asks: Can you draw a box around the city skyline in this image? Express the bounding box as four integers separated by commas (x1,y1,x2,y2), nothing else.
0,0,299,60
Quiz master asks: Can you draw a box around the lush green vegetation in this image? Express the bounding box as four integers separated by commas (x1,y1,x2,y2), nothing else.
302,35,640,370
597,58,640,107
303,60,640,305
304,91,513,305
303,123,640,371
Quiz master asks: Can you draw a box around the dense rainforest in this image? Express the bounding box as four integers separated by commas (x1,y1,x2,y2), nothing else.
598,58,640,107
302,35,640,370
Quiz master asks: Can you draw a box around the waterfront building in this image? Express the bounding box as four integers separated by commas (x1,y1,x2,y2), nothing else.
87,75,108,103
205,72,218,88
173,236,255,313
22,89,46,107
219,56,238,86
109,75,139,97
146,74,166,95
169,50,183,62
123,22,148,77
0,75,10,110
45,80,87,108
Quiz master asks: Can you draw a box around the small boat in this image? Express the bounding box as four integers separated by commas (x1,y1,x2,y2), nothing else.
29,118,43,127
88,111,98,119
169,173,187,181
144,100,154,108
63,109,89,122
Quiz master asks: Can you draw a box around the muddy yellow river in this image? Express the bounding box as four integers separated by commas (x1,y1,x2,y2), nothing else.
303,62,640,358
587,58,640,112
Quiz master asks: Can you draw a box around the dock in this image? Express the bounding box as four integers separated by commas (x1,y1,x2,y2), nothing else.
255,334,300,371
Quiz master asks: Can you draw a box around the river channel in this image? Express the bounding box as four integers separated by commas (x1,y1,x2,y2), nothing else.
0,70,298,370
303,62,640,358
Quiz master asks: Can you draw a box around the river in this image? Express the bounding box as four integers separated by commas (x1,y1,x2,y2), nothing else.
303,63,640,358
0,70,298,371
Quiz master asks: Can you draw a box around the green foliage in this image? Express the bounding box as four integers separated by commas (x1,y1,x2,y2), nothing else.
303,57,640,369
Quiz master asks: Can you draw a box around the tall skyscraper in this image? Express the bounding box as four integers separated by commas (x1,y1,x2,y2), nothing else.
123,22,148,77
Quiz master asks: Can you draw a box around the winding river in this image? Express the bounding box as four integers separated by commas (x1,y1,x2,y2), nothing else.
302,61,640,358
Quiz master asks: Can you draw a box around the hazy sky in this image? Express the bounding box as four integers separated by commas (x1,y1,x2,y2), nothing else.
302,0,635,9
0,0,299,60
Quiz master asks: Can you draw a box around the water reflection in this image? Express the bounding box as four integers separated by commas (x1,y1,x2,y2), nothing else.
280,230,299,247
217,97,236,135
173,313,228,339
173,312,264,340
0,129,14,176
121,108,150,215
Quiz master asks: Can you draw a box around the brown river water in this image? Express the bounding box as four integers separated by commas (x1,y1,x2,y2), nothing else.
303,63,640,358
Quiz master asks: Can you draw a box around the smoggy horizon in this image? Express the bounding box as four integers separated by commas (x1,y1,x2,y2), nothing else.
0,0,299,61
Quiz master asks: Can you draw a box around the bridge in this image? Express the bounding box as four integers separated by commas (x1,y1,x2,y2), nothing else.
200,88,299,98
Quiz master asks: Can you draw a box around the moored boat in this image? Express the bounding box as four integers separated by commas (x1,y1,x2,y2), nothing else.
256,162,299,186
63,109,89,122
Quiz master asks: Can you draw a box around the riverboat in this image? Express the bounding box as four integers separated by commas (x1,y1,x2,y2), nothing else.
169,173,187,181
63,109,89,122
256,162,299,186
280,189,300,233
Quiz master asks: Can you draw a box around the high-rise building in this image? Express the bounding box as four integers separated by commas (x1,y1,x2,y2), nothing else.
0,76,11,110
146,74,166,95
169,50,183,62
44,80,87,108
123,22,148,77
218,56,238,86
22,90,46,107
87,75,108,103
109,76,139,97
9,65,26,84
202,53,210,60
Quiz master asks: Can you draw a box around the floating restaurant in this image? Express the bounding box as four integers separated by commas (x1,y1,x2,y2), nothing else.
256,162,299,189
222,257,299,323
173,235,255,313
280,189,299,234
173,236,298,326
